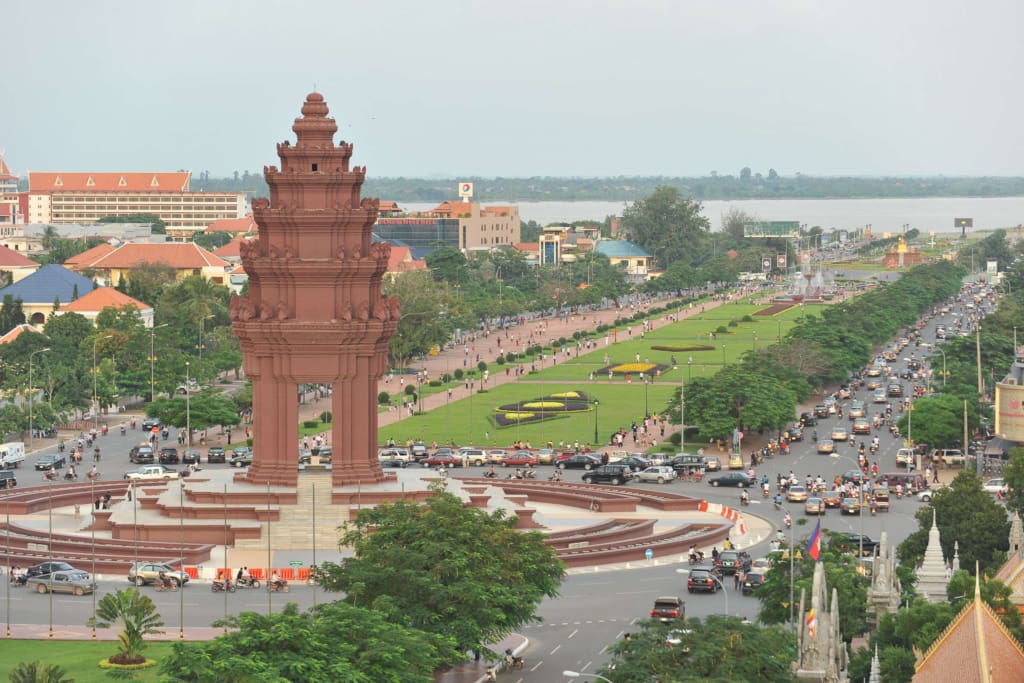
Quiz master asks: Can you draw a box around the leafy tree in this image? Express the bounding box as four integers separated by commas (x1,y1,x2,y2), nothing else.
382,271,463,367
619,186,710,269
319,490,564,654
757,531,870,639
946,570,1024,641
1002,446,1024,515
8,661,74,683
897,472,1009,575
0,294,26,335
87,588,164,664
146,390,241,438
192,231,234,251
159,601,458,683
122,262,178,306
97,213,167,234
599,615,796,682
740,167,752,181
847,598,955,683
519,219,542,242
895,394,978,450
721,207,757,241
684,365,797,439
425,246,470,286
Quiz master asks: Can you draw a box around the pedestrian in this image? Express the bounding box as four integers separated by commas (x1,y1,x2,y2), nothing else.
734,572,741,589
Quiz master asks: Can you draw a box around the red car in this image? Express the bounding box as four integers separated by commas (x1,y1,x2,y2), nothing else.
501,451,538,467
420,454,461,468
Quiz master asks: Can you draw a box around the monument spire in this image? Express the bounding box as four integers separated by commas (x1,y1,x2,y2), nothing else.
916,507,952,602
232,92,397,487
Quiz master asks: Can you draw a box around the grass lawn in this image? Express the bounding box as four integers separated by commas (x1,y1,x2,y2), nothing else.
0,641,177,682
377,301,828,449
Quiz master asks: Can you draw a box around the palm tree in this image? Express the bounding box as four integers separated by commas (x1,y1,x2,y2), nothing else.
8,661,73,683
86,588,164,664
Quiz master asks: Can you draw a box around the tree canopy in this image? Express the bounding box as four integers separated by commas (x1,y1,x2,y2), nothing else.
319,489,565,653
620,186,710,269
598,615,797,682
159,601,458,683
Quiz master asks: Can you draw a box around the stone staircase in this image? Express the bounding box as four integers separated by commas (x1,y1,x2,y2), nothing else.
233,474,351,550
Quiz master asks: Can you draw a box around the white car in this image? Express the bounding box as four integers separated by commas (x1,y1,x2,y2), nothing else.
983,478,1007,495
123,465,179,481
916,486,947,502
377,448,412,463
633,466,677,484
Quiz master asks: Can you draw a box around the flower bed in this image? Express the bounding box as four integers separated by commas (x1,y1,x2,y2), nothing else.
494,391,592,427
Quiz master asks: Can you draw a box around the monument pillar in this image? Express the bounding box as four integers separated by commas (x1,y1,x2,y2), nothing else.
231,92,398,488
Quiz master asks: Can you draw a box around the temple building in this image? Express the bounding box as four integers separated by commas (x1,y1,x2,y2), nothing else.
881,233,926,269
993,512,1024,616
913,567,1024,681
916,509,955,602
867,531,902,621
793,560,848,681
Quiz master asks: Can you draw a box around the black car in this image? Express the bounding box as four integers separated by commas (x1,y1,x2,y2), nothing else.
786,427,804,442
27,561,75,577
687,567,720,594
799,412,818,426
159,447,179,464
181,449,201,464
557,454,602,470
840,469,869,485
129,444,154,464
379,455,407,469
615,456,653,471
708,472,754,488
207,446,226,464
141,417,163,431
34,454,66,470
715,550,752,576
742,571,766,595
814,405,830,418
581,464,633,486
229,450,253,468
832,532,879,557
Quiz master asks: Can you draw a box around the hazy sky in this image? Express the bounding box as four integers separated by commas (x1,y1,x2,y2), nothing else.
6,1,1022,178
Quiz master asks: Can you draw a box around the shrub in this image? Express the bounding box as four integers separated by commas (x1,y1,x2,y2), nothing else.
496,355,506,365
715,325,728,333
429,379,442,387
454,369,464,380
319,411,332,424
669,432,682,446
741,314,754,322
477,360,488,372
303,420,319,429
378,392,390,405
404,384,417,395
557,337,568,346
728,320,738,327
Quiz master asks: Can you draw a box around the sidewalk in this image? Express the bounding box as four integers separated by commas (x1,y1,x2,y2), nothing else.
435,634,528,683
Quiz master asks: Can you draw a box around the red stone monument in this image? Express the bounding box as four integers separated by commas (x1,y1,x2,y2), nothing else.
230,92,398,487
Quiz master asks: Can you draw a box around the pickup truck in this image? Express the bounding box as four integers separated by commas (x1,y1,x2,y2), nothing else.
123,465,179,481
650,596,685,622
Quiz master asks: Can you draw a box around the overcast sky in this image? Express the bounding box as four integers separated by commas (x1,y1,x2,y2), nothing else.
5,1,1022,178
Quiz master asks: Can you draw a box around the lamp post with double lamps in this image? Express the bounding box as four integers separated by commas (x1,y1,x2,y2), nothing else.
149,323,168,400
28,348,50,450
830,453,868,559
185,362,192,448
593,400,600,446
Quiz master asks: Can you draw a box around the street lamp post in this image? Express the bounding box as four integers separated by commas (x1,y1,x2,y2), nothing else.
643,374,649,418
28,348,50,451
185,362,191,448
563,672,613,683
197,314,214,361
593,400,600,446
830,453,867,559
149,323,168,401
92,334,113,433
722,344,727,366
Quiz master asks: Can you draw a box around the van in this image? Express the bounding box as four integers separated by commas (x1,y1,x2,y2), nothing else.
0,470,17,489
930,449,965,466
669,453,705,473
876,472,926,492
896,448,916,468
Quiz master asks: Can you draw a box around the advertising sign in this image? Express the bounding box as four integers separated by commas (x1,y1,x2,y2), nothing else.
458,182,474,198
776,254,787,269
995,383,1024,442
743,221,801,238
761,257,772,272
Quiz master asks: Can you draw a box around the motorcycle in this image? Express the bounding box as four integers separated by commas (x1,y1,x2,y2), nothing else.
211,578,236,593
739,493,749,506
784,514,792,528
267,579,290,593
120,425,126,436
762,484,770,498
154,578,179,592
504,650,524,671
236,574,261,589
42,470,58,481
63,471,78,481
86,470,101,481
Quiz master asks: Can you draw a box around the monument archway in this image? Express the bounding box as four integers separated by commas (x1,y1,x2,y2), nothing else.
230,92,398,488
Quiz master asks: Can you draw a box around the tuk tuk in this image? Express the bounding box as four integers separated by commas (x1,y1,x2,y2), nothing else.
871,486,891,513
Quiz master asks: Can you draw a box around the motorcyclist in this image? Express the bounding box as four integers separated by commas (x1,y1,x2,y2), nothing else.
784,511,792,527
271,571,284,591
158,570,170,590
773,493,782,509
740,490,749,505
484,466,497,478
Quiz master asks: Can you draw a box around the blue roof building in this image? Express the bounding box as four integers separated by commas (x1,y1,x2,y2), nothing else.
594,240,654,283
0,264,96,325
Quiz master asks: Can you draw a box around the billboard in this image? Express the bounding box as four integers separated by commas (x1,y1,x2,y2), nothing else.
458,182,474,198
761,257,772,272
995,382,1024,443
776,254,787,269
743,221,801,238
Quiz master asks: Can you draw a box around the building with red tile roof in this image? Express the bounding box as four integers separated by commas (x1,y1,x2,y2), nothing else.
205,215,258,234
213,236,252,261
53,287,154,327
0,244,39,283
0,323,39,346
386,245,427,276
377,201,401,216
63,243,117,269
26,171,246,239
65,242,231,286
913,569,1024,682
0,154,20,226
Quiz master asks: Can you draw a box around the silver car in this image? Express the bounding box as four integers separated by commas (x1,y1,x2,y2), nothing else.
633,466,677,484
26,570,97,596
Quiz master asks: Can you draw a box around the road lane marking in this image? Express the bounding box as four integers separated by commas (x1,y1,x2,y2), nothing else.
568,628,578,639
550,645,561,655
529,660,542,672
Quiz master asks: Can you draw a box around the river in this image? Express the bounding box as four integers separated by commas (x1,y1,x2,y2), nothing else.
401,197,1024,234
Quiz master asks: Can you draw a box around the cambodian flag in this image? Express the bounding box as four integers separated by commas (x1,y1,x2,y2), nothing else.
807,607,817,639
806,519,822,561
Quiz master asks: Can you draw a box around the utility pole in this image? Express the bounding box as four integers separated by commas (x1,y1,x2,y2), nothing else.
976,324,983,397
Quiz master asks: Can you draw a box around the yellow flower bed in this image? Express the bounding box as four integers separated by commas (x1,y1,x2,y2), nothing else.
497,412,537,420
550,391,583,399
521,401,565,409
610,363,657,374
99,658,156,670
